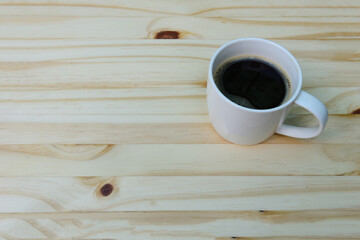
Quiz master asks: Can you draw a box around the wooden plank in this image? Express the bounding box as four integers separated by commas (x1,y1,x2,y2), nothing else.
0,87,358,121
0,144,358,177
0,211,359,239
0,176,360,212
291,87,360,114
0,40,358,136
0,115,357,144
0,16,358,40
0,0,358,17
0,40,358,88
0,39,357,62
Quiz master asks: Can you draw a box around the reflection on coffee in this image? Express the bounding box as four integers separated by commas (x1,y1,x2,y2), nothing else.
215,57,291,109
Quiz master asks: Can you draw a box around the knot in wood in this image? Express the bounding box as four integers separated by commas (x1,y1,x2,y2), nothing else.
100,183,113,196
155,31,180,39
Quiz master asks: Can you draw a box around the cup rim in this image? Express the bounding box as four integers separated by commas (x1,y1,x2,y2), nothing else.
208,38,303,113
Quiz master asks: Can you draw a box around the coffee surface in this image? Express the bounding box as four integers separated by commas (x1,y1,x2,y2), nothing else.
215,57,290,109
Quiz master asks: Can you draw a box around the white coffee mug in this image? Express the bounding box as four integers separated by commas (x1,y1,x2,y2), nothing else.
207,38,328,145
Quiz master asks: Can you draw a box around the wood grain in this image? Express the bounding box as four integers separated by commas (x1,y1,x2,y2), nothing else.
0,211,359,239
0,144,358,177
0,87,358,119
0,0,359,17
0,0,359,238
0,176,360,213
0,16,358,40
0,41,358,143
0,40,357,87
0,115,357,144
0,40,358,143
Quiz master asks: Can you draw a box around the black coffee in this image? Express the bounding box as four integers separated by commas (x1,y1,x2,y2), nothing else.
215,57,290,109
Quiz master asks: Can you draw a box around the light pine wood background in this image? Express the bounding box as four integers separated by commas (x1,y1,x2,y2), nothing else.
0,0,359,239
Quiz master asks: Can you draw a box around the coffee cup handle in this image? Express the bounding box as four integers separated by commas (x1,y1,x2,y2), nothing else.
276,91,328,138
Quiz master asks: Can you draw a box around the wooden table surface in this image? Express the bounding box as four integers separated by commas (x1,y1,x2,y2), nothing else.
0,0,359,239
